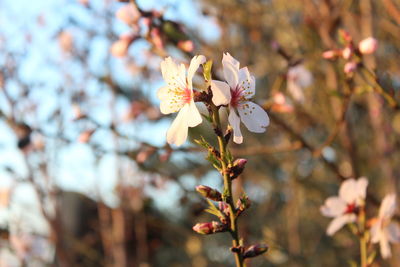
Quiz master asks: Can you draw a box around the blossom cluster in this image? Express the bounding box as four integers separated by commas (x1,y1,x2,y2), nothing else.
323,30,378,75
321,177,400,259
157,53,270,146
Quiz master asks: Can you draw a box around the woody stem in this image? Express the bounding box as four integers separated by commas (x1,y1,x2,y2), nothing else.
210,103,245,267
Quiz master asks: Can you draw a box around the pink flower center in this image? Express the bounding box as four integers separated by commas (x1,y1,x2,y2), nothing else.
230,86,245,108
345,203,358,214
181,87,192,104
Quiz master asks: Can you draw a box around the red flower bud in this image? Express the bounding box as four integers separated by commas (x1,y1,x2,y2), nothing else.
195,185,222,202
243,244,269,258
192,221,227,235
229,158,247,180
236,195,251,216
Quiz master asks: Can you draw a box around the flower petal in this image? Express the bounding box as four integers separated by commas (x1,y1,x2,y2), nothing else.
287,65,313,88
287,80,305,103
380,232,392,259
379,194,396,220
160,57,186,89
166,104,190,146
211,80,231,106
370,220,382,243
326,214,356,236
320,197,347,217
237,102,269,133
355,177,368,202
223,62,239,89
187,100,202,127
222,53,240,69
238,67,255,98
228,110,243,144
187,55,206,90
339,178,358,204
387,222,400,243
159,87,185,114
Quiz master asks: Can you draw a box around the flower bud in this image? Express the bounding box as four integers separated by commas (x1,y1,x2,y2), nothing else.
110,34,135,58
229,158,247,180
341,47,352,60
218,202,230,217
243,244,269,258
344,62,357,74
192,221,227,235
338,29,352,43
195,185,222,202
78,129,95,143
116,5,140,25
177,40,194,52
236,195,251,216
322,50,337,59
358,37,378,55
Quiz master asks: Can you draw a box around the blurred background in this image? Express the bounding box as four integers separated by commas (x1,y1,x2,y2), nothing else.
0,0,400,266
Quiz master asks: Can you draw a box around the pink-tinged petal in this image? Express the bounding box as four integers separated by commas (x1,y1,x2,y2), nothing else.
211,80,231,106
166,104,190,146
238,67,255,98
222,53,240,70
379,194,397,220
237,102,269,133
287,81,305,103
370,220,382,243
187,55,206,90
320,197,347,217
387,222,400,243
157,86,170,100
223,62,239,89
355,177,368,202
380,233,392,259
228,110,243,144
339,178,358,204
160,57,186,89
187,101,202,127
326,214,356,236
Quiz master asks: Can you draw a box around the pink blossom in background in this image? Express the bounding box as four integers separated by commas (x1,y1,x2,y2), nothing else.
358,37,378,55
370,194,400,259
321,177,368,236
286,64,313,103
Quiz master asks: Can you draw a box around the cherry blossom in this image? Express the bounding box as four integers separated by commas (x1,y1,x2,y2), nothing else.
287,64,313,103
320,177,368,236
210,53,269,144
158,55,206,146
370,194,400,259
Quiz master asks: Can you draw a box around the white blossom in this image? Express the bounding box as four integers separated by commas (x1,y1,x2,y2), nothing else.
287,64,313,103
158,55,206,146
320,177,368,236
370,194,400,259
210,53,269,144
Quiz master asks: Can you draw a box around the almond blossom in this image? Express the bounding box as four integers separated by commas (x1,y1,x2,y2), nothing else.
210,53,269,144
370,194,400,259
158,55,205,146
286,64,313,103
320,177,368,236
